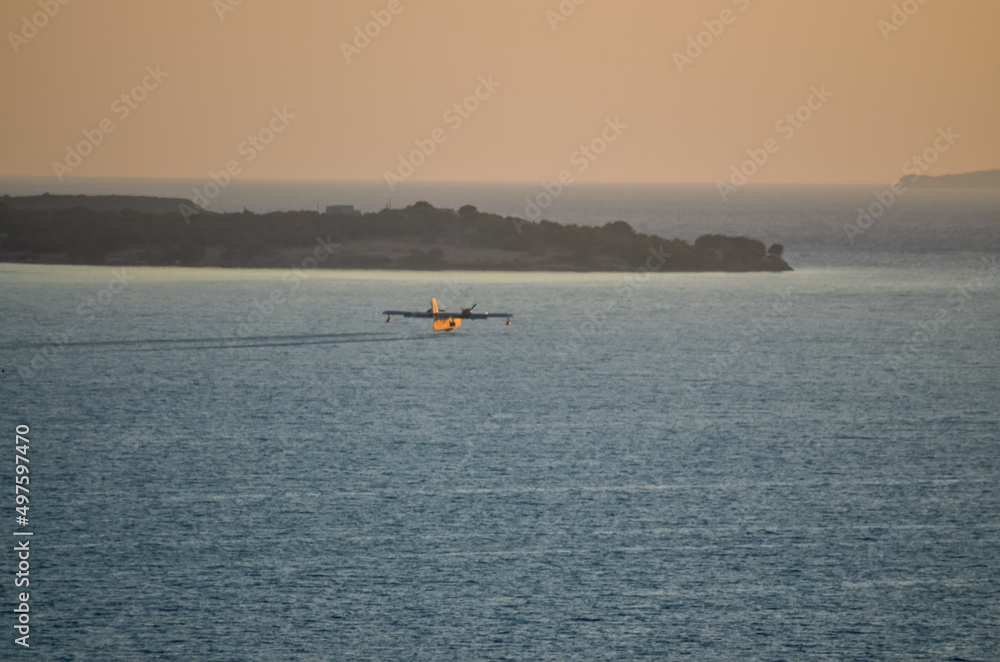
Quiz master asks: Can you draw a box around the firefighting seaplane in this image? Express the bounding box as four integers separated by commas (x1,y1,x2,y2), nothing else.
383,299,512,331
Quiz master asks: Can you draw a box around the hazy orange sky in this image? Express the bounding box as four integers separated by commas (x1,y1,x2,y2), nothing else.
1,0,997,185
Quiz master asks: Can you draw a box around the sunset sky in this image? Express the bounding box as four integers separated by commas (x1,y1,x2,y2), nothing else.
1,0,997,186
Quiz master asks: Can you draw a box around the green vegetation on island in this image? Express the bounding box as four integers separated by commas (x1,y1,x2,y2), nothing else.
0,195,791,272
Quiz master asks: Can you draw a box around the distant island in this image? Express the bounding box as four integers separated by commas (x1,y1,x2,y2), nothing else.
0,194,791,272
3,193,200,214
908,169,1000,189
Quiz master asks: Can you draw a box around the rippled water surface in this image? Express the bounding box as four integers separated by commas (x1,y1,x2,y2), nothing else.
2,252,998,660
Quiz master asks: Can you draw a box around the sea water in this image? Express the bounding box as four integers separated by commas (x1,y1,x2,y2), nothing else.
0,184,998,659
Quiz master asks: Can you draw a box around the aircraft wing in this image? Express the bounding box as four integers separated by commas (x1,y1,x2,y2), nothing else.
463,312,512,319
382,310,433,318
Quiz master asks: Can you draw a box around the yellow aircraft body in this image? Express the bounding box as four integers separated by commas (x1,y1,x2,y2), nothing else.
430,299,462,331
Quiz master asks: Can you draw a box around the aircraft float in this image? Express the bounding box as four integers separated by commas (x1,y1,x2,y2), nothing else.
383,298,512,331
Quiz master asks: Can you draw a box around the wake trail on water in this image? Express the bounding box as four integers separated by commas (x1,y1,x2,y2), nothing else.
0,331,433,352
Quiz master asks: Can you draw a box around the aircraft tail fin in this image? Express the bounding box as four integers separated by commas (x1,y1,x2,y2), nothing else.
431,298,439,314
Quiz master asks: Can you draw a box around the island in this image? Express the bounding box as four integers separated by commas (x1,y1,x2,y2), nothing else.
2,193,198,214
0,195,791,272
908,169,1000,189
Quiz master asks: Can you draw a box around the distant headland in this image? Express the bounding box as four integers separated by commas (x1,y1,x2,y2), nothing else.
0,194,791,272
908,169,1000,189
3,193,197,214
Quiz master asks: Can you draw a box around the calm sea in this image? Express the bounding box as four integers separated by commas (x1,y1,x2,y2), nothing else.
1,180,998,660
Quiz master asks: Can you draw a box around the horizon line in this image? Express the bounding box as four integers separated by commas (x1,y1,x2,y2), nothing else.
2,172,998,190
